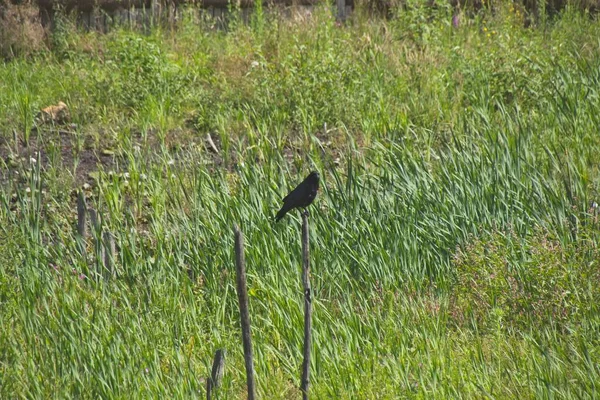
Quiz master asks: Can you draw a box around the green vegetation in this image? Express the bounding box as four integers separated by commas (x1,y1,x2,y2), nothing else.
1,3,600,398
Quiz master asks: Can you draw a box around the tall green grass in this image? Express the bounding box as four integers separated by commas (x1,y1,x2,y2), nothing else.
1,3,599,398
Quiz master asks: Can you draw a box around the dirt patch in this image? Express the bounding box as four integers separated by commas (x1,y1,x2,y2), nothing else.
0,123,225,188
0,127,117,186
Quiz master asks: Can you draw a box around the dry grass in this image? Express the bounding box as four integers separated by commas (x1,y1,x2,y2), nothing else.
0,1,47,59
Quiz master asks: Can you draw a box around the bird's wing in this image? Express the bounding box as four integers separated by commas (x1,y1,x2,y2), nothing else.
281,185,298,203
282,175,311,203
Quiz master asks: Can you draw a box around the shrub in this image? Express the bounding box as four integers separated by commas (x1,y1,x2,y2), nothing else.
96,33,185,108
450,225,600,333
0,1,46,59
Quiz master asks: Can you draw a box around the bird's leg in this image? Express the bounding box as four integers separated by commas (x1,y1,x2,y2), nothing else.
302,208,309,217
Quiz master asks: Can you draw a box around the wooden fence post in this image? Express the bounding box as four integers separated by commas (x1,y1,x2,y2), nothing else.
206,349,226,400
76,190,87,256
103,230,116,278
234,225,256,400
300,211,312,399
336,0,346,22
88,207,102,280
77,191,87,236
88,208,115,280
13,129,19,154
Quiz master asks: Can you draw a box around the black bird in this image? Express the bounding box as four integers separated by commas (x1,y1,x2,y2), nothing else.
275,171,320,222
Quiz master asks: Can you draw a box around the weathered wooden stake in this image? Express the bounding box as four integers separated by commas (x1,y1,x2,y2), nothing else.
234,225,256,400
77,191,87,235
102,230,116,278
336,0,346,22
13,129,19,154
300,211,312,399
206,349,226,400
88,208,100,233
76,190,87,256
88,208,104,280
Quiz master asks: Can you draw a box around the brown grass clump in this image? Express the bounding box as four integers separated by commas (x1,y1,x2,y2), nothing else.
0,1,47,59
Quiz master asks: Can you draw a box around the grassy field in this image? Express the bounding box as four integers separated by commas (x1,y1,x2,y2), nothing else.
1,2,600,398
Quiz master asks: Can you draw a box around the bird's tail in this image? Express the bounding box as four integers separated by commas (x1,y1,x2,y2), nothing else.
275,206,288,222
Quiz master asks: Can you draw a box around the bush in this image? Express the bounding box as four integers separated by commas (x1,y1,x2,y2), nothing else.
0,1,46,59
95,33,185,108
450,225,600,333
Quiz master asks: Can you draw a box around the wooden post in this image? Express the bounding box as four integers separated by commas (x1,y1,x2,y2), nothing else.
206,349,226,400
234,225,256,400
151,0,161,27
13,129,19,154
88,208,103,280
88,208,100,233
103,231,116,278
300,211,312,399
336,0,346,22
76,190,87,257
77,191,87,238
